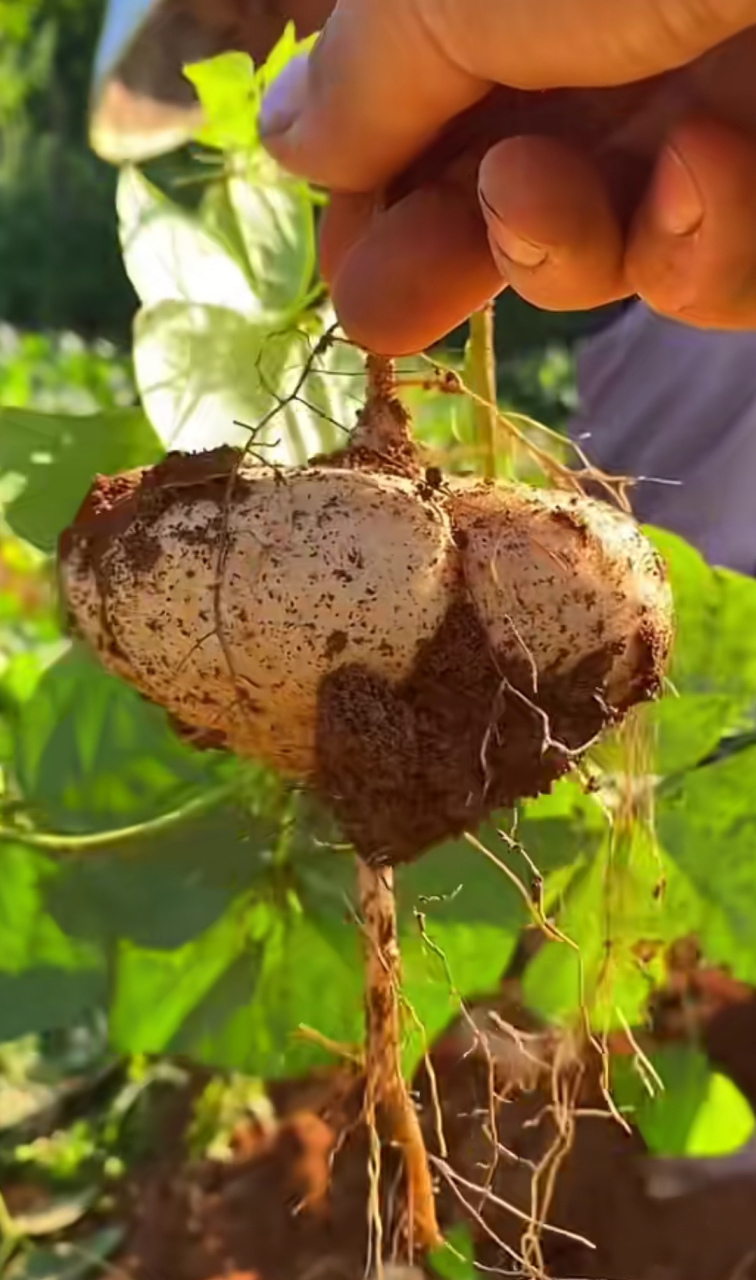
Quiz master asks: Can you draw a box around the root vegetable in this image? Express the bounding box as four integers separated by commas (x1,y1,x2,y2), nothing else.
59,394,673,868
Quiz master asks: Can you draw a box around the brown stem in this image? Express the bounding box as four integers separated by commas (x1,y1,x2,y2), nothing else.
366,354,399,401
357,858,442,1253
350,356,417,462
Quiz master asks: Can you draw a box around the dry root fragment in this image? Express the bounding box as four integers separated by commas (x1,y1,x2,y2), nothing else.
59,395,673,867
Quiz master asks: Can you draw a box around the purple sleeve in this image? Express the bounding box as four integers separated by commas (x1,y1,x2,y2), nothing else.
568,304,756,575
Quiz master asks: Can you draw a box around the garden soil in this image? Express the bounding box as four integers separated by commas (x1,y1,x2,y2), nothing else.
73,968,756,1280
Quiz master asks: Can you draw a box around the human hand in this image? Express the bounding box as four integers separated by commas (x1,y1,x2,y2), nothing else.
259,0,756,354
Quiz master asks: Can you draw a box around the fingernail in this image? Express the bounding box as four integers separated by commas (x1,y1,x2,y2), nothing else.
260,53,309,139
492,225,549,268
651,146,704,237
479,192,548,268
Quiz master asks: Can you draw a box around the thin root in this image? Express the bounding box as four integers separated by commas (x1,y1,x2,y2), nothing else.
358,859,442,1257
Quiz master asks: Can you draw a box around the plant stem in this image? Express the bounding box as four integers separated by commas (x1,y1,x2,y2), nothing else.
467,304,500,479
357,858,441,1254
365,354,398,401
351,356,417,459
0,782,236,855
0,1188,20,1268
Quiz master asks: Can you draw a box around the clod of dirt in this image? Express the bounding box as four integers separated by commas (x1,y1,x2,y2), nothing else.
59,395,673,866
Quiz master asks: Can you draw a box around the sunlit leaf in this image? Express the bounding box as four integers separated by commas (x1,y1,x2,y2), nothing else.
225,162,316,318
657,747,756,984
118,168,260,316
183,51,261,153
0,406,162,552
133,299,284,450
109,897,257,1054
135,300,361,458
183,28,316,154
613,1044,755,1158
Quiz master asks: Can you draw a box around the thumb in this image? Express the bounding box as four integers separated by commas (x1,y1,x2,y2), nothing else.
260,0,756,193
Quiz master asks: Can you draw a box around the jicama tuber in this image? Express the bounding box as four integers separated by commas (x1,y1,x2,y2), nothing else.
59,393,673,867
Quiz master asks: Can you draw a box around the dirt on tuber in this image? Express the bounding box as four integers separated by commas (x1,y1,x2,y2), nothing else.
59,391,673,867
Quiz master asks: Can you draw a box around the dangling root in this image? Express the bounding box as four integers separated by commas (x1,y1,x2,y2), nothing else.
357,858,442,1255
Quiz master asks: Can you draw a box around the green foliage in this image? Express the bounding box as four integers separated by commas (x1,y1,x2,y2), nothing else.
428,1224,476,1280
0,0,135,338
0,407,160,553
119,163,361,458
0,328,134,415
184,28,316,155
613,1044,755,1158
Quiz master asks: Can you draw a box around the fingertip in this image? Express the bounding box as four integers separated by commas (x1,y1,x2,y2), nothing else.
319,194,377,286
259,51,311,143
478,136,626,311
329,184,505,356
628,117,756,324
259,2,487,193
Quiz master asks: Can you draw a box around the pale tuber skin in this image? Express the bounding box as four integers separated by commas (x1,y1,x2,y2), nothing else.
60,414,673,866
450,480,672,715
62,461,456,775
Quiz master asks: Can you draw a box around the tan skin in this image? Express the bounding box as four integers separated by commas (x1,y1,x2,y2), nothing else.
242,0,756,355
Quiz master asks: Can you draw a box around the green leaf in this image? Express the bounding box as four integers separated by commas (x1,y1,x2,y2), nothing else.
6,1226,125,1280
613,1045,755,1158
397,813,590,1069
183,51,262,152
651,528,756,721
0,841,104,1040
111,886,361,1075
657,747,756,984
429,1225,476,1280
0,406,162,552
228,903,364,1078
686,1073,755,1157
134,301,361,458
397,832,525,1003
13,646,224,832
109,897,257,1055
523,823,677,1028
45,806,275,951
224,164,316,318
183,29,316,155
0,966,105,1041
118,168,261,316
132,300,292,451
646,693,741,774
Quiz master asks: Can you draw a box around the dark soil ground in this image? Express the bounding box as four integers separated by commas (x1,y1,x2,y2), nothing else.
7,962,753,1280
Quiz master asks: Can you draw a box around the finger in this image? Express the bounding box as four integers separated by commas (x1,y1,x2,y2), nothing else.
627,117,756,326
478,136,627,311
260,0,756,193
319,193,375,286
328,183,505,356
